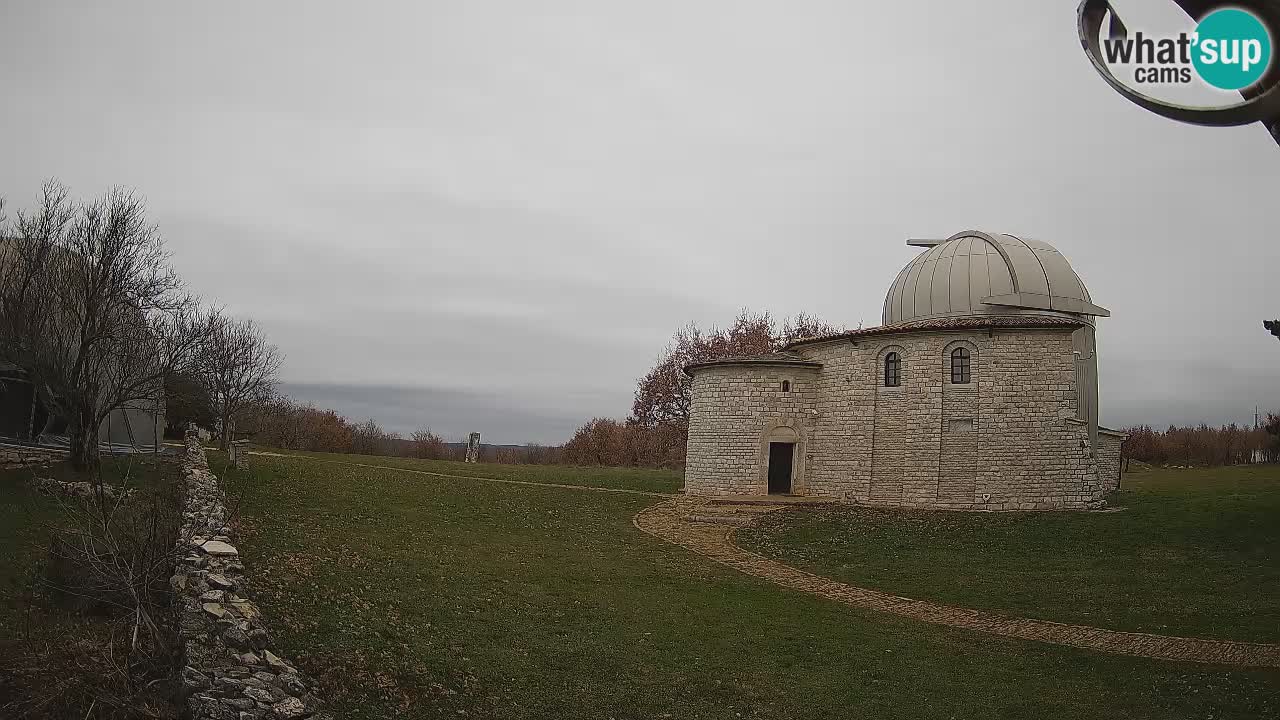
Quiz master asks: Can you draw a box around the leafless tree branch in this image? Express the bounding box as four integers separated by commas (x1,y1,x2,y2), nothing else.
0,181,213,473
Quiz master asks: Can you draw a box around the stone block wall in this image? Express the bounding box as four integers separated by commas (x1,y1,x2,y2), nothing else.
971,331,1100,509
1097,429,1126,492
686,327,1112,510
684,364,817,495
173,433,328,720
938,368,980,505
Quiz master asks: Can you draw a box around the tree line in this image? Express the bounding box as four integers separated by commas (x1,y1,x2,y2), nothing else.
8,180,1271,474
0,181,288,715
1121,418,1280,468
0,181,281,476
192,309,844,469
220,395,564,464
1118,322,1280,468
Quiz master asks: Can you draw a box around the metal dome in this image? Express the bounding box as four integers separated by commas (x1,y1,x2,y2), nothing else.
882,231,1109,326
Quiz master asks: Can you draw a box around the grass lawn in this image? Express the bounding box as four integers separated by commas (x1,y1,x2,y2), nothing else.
0,452,185,719
272,450,685,495
219,453,1280,720
0,452,176,641
737,464,1280,644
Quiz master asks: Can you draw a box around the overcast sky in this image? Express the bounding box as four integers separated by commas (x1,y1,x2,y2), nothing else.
2,1,1277,444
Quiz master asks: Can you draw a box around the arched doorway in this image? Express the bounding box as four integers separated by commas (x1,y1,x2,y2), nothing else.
764,425,799,495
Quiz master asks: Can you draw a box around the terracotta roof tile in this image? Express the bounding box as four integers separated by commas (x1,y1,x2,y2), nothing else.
684,351,822,376
784,315,1085,349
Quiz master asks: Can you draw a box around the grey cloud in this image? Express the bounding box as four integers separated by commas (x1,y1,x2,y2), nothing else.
2,1,1278,444
280,382,594,446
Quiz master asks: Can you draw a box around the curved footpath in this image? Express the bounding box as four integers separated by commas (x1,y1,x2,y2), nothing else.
633,498,1280,668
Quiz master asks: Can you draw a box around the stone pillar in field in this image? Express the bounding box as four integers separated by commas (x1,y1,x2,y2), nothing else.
465,432,481,463
230,439,250,470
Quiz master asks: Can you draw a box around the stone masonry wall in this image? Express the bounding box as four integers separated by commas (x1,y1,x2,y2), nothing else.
173,432,328,720
687,327,1111,510
938,352,980,505
0,443,69,469
969,331,1100,509
1097,430,1126,492
685,365,817,495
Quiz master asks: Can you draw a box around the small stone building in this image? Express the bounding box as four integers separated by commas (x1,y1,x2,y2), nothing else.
684,231,1126,510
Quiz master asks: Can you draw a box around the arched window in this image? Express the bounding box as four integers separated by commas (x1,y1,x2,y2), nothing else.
781,380,791,392
884,352,901,387
951,347,971,384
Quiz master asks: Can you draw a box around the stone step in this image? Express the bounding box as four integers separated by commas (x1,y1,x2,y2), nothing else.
684,513,759,526
707,497,821,507
681,503,775,515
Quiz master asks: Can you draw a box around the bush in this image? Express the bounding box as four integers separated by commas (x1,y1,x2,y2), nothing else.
1,458,188,719
1,626,180,719
411,428,456,460
562,418,686,468
238,397,357,453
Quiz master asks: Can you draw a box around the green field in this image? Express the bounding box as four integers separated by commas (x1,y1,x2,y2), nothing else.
0,453,184,718
0,454,175,641
737,464,1280,643
280,450,685,494
216,452,1280,720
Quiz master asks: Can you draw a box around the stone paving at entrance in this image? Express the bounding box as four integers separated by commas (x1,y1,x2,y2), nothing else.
634,498,1280,668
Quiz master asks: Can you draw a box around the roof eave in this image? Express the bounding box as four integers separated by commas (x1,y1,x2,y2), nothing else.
783,317,1086,350
683,359,824,377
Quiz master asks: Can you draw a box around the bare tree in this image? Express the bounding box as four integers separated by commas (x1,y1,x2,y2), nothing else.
350,418,393,456
202,314,282,449
781,311,842,344
0,181,210,473
630,309,841,428
410,427,453,459
164,369,216,437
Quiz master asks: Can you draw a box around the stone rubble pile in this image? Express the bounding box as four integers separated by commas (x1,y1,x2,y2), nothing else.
173,431,328,720
34,477,135,501
0,444,65,470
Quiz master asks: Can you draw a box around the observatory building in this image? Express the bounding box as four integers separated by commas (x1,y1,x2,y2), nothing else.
683,231,1125,510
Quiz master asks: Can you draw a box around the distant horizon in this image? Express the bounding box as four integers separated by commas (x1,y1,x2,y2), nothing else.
281,376,1280,449
279,381,594,447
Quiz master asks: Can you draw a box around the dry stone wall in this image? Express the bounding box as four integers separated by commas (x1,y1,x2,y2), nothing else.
0,444,68,469
35,476,135,501
173,432,328,720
